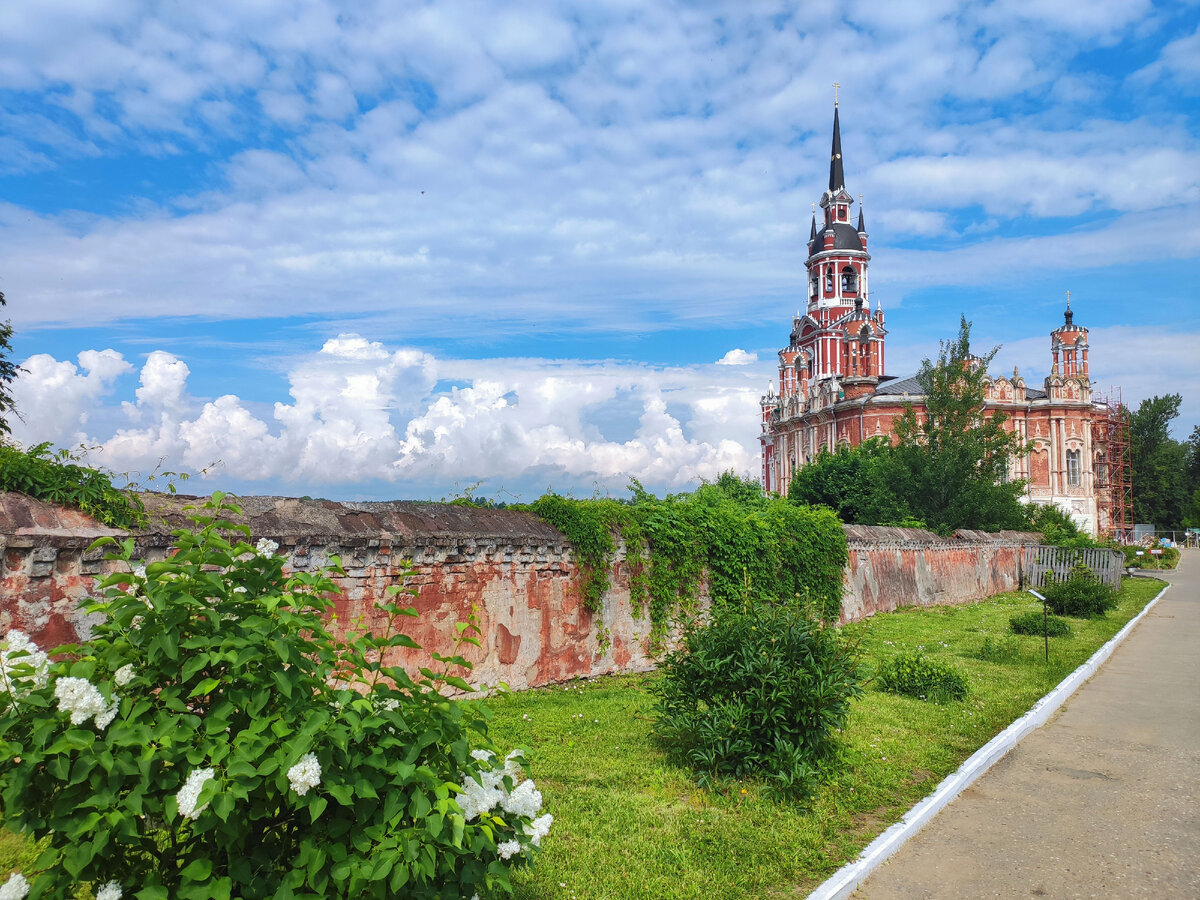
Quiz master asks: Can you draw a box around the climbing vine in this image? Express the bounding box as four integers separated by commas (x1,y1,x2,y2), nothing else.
525,475,849,642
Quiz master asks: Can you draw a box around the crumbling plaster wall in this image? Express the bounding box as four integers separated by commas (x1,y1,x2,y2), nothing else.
1,493,1040,689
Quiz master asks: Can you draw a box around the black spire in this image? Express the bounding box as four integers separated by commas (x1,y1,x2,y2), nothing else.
857,205,865,232
829,104,845,192
809,213,818,247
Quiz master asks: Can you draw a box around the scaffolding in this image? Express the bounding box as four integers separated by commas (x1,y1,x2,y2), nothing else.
1092,387,1133,542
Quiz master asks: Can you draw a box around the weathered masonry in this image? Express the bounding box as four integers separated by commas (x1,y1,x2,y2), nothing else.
2,492,1042,690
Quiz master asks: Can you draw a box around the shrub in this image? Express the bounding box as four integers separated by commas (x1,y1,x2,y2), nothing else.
977,634,1023,663
652,598,860,797
1009,611,1071,637
0,495,550,899
1041,563,1118,617
0,441,144,528
876,650,967,703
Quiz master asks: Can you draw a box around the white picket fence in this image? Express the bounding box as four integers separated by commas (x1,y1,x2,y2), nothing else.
1024,545,1125,589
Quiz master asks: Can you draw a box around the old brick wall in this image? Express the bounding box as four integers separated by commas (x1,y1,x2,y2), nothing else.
842,524,1040,622
1,493,1040,689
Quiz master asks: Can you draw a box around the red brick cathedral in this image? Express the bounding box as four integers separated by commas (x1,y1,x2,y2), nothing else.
759,103,1130,538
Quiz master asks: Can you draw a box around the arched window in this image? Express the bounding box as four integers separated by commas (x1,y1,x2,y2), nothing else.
809,269,818,297
1066,449,1081,486
841,266,857,293
824,268,833,293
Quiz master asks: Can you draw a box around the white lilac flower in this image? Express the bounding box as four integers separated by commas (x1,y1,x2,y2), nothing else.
0,872,29,900
95,702,120,730
497,840,521,860
503,749,524,781
456,773,503,822
113,664,135,688
527,813,554,846
0,631,50,697
176,768,216,820
500,779,543,819
95,882,122,900
255,538,280,557
286,753,322,796
53,677,109,726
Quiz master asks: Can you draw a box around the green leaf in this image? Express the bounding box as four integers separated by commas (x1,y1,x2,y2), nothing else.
309,795,328,822
181,858,213,881
189,677,221,698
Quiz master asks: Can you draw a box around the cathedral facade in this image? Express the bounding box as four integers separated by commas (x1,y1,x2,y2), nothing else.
759,105,1129,538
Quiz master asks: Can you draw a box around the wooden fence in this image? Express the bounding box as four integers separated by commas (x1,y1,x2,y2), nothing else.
1024,545,1125,589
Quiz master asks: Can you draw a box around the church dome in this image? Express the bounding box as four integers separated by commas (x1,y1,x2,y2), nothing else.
809,222,864,257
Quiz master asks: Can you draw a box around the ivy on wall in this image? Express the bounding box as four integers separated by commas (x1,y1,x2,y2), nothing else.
527,476,849,639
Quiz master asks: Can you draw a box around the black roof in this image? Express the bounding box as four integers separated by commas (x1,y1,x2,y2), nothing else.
809,222,865,257
829,105,845,191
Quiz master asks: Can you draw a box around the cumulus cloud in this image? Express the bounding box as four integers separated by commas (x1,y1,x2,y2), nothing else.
716,349,757,366
10,350,132,447
9,336,770,495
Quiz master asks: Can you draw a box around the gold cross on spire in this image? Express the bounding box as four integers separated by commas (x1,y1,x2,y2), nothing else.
833,82,839,106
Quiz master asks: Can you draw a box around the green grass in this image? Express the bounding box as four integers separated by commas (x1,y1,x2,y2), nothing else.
484,576,1164,899
0,577,1165,898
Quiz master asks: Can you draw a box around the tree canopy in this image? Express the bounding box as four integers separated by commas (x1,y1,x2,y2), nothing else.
789,316,1030,536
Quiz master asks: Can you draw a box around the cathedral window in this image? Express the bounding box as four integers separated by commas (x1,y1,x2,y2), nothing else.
841,266,857,293
824,268,833,293
810,270,818,297
1066,449,1081,486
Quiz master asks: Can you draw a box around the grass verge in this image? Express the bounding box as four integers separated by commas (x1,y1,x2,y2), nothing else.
485,576,1164,900
0,577,1165,898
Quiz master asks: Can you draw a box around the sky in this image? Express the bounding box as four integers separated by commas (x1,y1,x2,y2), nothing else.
2,0,1198,502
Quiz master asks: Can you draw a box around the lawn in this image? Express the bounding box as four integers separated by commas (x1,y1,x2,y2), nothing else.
486,575,1165,900
0,576,1165,898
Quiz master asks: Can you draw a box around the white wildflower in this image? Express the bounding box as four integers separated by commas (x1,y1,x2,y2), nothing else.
232,586,247,594
95,882,122,900
0,631,50,697
497,839,521,860
527,813,553,846
501,779,543,819
53,677,109,726
255,538,279,557
0,872,28,900
176,767,216,820
133,565,146,579
286,753,322,796
130,615,144,631
470,749,494,762
113,664,135,687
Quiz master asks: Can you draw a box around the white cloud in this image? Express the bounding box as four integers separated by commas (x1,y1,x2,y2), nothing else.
716,349,757,366
10,350,132,447
10,336,771,494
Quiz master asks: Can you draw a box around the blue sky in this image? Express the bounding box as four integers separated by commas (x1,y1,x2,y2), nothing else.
3,0,1198,501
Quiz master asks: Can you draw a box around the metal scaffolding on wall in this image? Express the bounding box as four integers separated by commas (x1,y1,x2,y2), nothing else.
1092,387,1132,542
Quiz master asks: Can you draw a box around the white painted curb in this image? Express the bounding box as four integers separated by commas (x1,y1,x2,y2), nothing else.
807,579,1173,900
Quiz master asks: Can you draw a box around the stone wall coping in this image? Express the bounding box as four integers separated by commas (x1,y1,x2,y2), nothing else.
843,523,1042,548
0,491,567,549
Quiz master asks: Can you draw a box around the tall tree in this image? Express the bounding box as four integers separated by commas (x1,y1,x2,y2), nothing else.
1130,394,1186,528
889,316,1030,534
0,292,18,436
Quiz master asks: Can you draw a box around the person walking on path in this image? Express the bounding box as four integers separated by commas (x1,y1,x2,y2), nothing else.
854,554,1199,899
